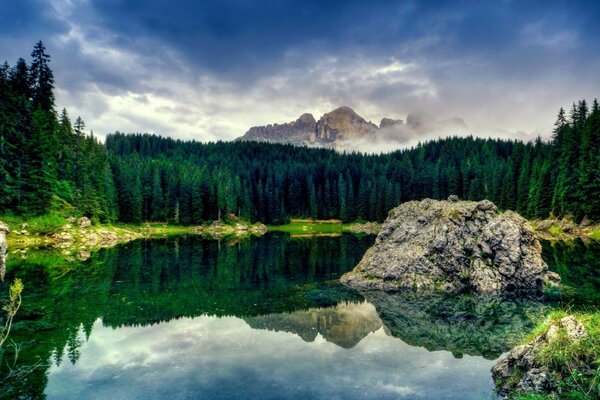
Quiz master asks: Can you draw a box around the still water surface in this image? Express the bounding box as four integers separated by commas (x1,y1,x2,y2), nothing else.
1,234,598,399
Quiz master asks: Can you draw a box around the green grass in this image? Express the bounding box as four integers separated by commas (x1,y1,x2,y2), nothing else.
514,394,552,400
589,227,600,241
0,213,67,235
517,309,600,399
548,224,564,238
268,220,350,235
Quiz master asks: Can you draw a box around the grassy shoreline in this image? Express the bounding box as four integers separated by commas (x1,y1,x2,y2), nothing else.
0,215,382,251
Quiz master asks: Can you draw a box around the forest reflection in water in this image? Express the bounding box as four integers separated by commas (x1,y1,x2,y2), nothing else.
0,234,598,399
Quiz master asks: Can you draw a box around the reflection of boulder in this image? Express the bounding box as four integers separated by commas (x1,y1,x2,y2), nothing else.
244,301,383,349
361,290,545,359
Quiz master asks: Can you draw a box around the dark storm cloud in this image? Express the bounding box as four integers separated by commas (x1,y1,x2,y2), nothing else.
78,0,600,85
0,0,64,36
1,0,599,143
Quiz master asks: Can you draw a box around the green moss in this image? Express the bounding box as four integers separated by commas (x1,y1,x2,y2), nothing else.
449,208,460,219
589,227,600,241
548,224,564,238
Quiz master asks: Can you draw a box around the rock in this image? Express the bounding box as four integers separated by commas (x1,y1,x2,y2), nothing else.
448,195,459,202
517,367,553,392
545,271,561,288
315,106,379,143
67,216,77,223
251,223,268,234
0,221,9,281
78,217,92,228
558,219,578,234
341,198,555,295
492,315,589,396
559,316,588,340
379,117,403,129
51,232,74,242
234,223,249,233
238,113,317,146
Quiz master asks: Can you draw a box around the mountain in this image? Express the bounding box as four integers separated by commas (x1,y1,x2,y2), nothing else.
237,106,469,151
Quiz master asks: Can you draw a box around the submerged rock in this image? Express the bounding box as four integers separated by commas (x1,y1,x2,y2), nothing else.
0,221,9,281
341,197,556,295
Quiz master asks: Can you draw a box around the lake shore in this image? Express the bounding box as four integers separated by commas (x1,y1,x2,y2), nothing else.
1,214,597,252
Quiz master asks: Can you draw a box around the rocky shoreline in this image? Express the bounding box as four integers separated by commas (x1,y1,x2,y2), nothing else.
492,314,595,397
4,217,269,254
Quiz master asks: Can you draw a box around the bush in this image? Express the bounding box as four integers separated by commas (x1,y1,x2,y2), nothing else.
28,214,66,234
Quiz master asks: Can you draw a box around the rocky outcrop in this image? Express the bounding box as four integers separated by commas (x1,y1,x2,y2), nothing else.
492,316,589,395
238,106,468,151
379,117,404,129
0,222,9,281
239,113,317,145
341,197,558,295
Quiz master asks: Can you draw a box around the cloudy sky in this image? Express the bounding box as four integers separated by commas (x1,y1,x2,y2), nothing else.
1,0,599,142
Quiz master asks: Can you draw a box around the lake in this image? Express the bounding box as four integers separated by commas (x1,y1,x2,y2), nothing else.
1,234,598,399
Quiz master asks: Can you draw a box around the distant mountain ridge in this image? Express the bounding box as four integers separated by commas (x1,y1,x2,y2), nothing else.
237,106,468,151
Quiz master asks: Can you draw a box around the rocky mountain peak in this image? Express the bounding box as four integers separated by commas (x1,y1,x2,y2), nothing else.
237,106,469,151
380,117,404,129
296,113,316,125
315,106,378,143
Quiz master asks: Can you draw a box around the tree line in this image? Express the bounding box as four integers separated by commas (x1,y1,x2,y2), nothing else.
1,43,598,225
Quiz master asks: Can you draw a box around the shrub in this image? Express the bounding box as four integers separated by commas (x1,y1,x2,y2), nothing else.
28,214,66,234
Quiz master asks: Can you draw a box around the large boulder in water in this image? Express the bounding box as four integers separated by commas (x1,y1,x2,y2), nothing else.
341,197,558,295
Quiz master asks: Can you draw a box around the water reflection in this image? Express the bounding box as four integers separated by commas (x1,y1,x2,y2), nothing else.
541,238,600,303
245,301,384,348
361,291,544,359
1,234,597,399
45,309,497,400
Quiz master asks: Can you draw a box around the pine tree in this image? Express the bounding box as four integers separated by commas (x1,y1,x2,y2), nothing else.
29,41,55,111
